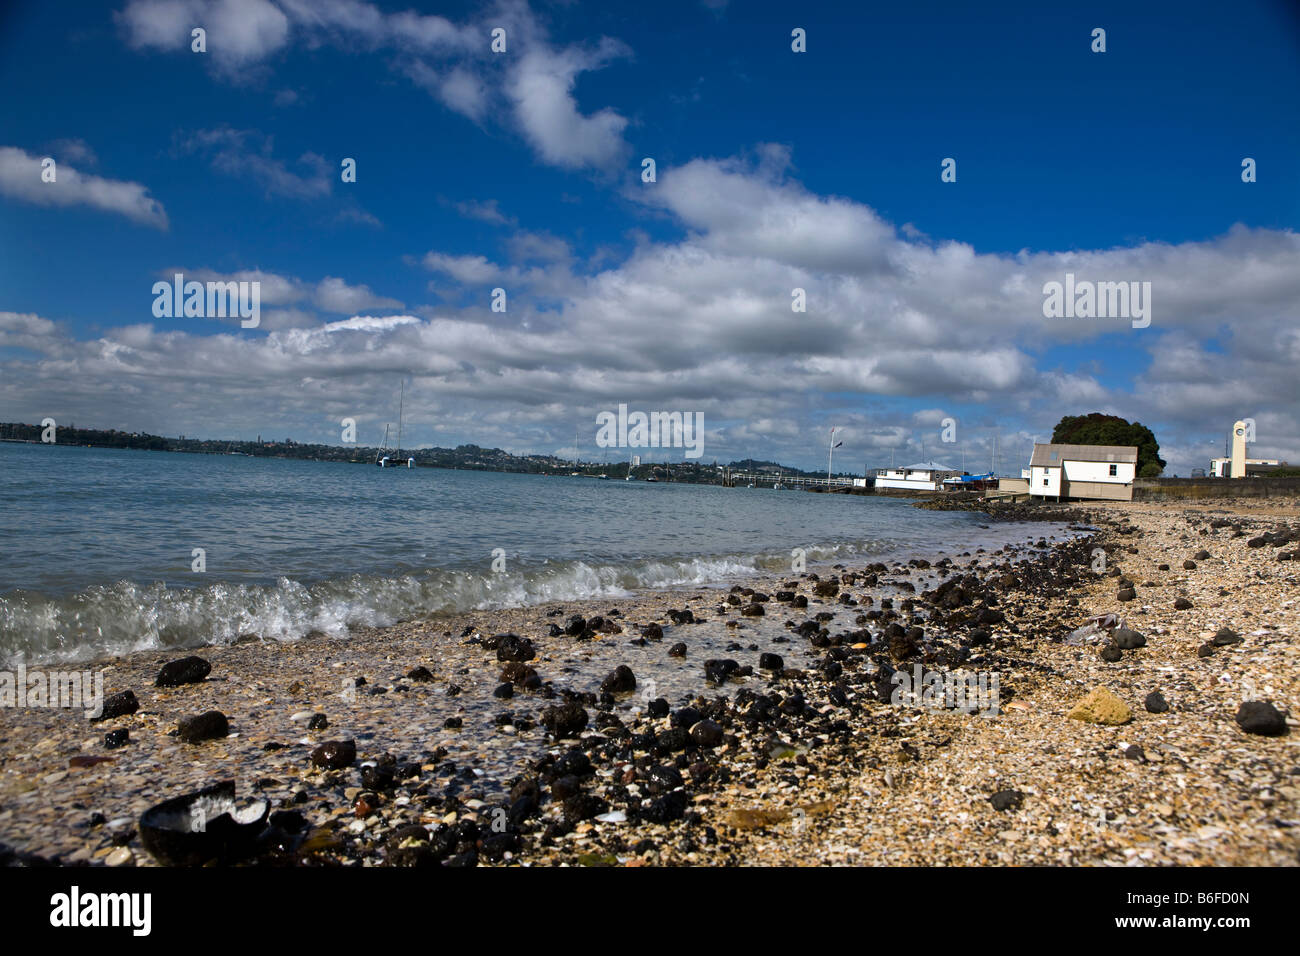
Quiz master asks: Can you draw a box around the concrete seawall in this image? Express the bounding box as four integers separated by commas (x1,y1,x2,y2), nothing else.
1134,476,1300,500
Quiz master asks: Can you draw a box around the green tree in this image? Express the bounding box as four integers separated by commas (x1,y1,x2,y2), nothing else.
1050,413,1165,477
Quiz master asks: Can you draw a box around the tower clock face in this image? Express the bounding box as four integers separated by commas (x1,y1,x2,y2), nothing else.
1236,428,1244,436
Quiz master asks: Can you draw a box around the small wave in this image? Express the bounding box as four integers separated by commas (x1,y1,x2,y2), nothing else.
0,546,879,666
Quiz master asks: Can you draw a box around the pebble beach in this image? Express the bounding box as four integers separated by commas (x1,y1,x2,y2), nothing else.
1,497,1296,868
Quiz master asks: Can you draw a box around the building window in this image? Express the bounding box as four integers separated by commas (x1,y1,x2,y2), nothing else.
1043,478,1049,486
1108,464,1117,476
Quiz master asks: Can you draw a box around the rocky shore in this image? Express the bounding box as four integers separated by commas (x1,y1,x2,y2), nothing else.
1,499,1296,867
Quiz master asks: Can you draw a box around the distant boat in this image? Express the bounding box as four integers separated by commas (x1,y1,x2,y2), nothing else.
376,382,415,468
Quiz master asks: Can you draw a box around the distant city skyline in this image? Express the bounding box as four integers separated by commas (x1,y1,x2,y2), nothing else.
2,0,1298,476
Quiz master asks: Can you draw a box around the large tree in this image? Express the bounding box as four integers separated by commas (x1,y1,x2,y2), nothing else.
1050,413,1165,477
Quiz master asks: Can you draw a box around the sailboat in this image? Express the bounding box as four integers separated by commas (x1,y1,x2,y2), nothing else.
376,382,415,468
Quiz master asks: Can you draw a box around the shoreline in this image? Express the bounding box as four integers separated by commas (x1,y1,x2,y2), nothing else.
1,498,1296,867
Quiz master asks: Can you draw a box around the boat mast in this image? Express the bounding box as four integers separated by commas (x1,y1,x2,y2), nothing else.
396,380,404,457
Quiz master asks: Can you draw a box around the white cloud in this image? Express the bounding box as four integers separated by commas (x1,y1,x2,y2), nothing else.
505,40,631,171
7,147,1300,474
119,0,633,172
313,277,403,313
0,146,168,229
119,0,290,71
423,253,504,285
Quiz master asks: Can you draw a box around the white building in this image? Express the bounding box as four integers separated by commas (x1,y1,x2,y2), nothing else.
1210,456,1282,477
1028,443,1137,501
1209,420,1283,476
874,461,958,491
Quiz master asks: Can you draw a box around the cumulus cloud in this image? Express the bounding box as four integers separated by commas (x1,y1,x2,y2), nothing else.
171,268,403,324
7,147,1300,473
0,146,168,228
423,253,505,285
119,0,633,172
118,0,290,71
505,39,631,170
313,277,403,313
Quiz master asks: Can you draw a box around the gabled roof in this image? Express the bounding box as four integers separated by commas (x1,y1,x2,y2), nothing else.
1030,443,1137,467
902,461,955,472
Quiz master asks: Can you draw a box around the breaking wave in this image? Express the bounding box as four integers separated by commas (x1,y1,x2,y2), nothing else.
0,542,881,666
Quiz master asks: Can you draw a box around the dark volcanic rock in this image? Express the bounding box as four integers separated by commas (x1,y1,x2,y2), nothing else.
889,630,918,661
541,702,589,738
1212,627,1243,646
177,710,228,743
641,623,664,641
704,659,740,684
1099,644,1122,662
94,690,139,722
406,666,434,682
103,729,130,749
759,652,784,671
494,634,536,662
989,789,1023,812
307,713,328,731
360,762,396,791
310,739,357,770
740,603,765,617
1144,691,1169,713
600,665,636,694
156,656,211,687
1113,628,1146,650
1235,701,1287,736
688,719,724,748
643,790,688,823
1183,560,1197,570
1116,587,1136,602
668,642,687,657
1173,598,1193,610
563,793,607,824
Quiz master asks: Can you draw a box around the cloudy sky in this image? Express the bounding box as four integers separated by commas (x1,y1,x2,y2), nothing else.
1,0,1298,475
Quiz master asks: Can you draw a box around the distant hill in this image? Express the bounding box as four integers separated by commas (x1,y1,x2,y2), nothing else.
0,422,832,484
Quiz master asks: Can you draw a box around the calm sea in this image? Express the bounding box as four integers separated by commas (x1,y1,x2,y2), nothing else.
0,443,1066,663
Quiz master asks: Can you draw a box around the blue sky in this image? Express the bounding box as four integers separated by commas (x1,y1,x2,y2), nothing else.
2,0,1298,474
